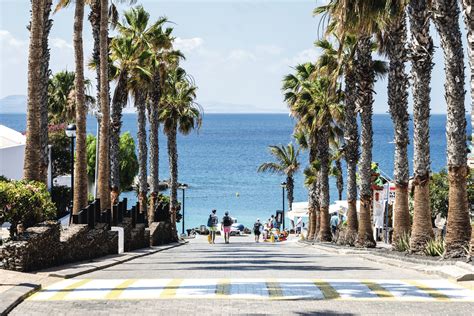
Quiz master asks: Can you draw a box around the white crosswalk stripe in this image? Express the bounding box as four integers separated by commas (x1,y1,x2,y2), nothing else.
28,278,474,302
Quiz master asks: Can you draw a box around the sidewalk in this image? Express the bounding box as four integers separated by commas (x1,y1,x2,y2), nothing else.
299,240,474,283
0,241,185,315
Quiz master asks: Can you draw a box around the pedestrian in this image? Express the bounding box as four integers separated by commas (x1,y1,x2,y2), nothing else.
295,216,303,236
222,211,233,244
330,212,339,239
271,214,279,230
253,218,263,242
207,209,219,244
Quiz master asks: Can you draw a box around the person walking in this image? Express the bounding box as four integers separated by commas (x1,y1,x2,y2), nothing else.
222,211,233,244
253,218,263,242
330,212,339,240
207,209,219,244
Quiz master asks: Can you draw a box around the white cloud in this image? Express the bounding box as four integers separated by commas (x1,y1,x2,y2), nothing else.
227,49,257,62
50,37,73,50
0,30,26,49
174,37,204,53
255,44,282,56
282,48,319,66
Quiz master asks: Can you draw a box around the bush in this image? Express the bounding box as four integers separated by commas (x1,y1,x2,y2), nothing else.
0,180,56,237
49,124,72,178
424,238,445,257
393,233,410,252
50,185,71,218
87,132,138,191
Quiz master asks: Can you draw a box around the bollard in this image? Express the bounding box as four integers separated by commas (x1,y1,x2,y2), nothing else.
112,204,118,226
88,204,95,229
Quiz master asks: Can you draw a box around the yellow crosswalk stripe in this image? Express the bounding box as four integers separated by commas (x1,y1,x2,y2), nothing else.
405,280,450,301
49,279,91,301
160,279,183,298
105,279,136,300
361,280,394,298
215,279,231,297
314,280,340,300
266,279,283,298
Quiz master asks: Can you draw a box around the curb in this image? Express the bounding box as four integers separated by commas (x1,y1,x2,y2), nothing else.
0,283,40,316
45,241,186,279
299,240,474,282
1,241,186,315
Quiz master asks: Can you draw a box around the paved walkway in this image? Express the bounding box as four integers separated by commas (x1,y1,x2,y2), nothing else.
11,235,474,315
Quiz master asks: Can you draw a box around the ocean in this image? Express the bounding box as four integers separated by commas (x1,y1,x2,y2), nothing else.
0,113,471,230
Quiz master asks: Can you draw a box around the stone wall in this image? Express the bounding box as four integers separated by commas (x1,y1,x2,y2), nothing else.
0,221,60,271
130,224,148,250
118,218,133,252
0,222,118,272
148,222,173,246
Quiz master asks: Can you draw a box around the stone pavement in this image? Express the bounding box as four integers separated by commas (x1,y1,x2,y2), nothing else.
11,235,474,315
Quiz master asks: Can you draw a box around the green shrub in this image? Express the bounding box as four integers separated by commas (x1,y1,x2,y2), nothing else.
424,238,445,257
0,180,56,237
393,233,410,252
87,132,138,191
50,185,71,218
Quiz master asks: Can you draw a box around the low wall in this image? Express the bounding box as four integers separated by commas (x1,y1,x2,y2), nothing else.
148,222,173,246
0,222,118,272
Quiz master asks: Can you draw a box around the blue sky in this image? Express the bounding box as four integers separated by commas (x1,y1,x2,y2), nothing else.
0,0,471,113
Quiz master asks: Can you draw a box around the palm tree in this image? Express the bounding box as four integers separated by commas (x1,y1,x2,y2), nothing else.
330,150,344,201
461,1,474,143
97,0,111,210
283,63,320,240
408,0,435,252
160,67,202,236
39,0,53,184
24,0,45,182
432,0,471,258
71,0,88,214
258,143,301,212
383,2,411,245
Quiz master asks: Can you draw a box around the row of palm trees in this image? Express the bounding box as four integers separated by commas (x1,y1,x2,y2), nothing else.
23,1,201,238
272,0,471,258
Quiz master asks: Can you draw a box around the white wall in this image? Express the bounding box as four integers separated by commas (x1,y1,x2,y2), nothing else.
0,144,25,180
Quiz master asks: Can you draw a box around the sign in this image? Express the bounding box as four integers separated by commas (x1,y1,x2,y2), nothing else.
275,210,283,224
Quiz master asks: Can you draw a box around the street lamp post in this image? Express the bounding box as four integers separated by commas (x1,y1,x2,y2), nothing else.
179,184,188,235
65,124,77,216
281,182,286,231
92,111,102,199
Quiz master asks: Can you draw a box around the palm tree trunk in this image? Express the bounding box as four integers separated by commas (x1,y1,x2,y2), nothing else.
355,37,376,248
110,71,128,205
317,126,332,242
408,0,435,252
432,0,471,258
72,0,88,215
387,12,411,244
136,93,148,215
97,0,110,210
24,0,44,182
344,69,359,246
335,160,343,201
88,0,101,113
286,176,293,211
307,138,318,240
461,0,474,143
148,71,161,225
168,123,179,239
38,0,52,184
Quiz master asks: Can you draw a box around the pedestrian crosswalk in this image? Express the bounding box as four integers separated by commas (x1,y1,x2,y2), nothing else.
28,278,474,302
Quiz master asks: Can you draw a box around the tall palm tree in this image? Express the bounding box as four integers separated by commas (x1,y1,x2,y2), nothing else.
330,150,344,201
408,0,435,252
160,67,202,236
383,2,411,244
24,0,45,182
432,0,471,258
97,0,111,210
461,1,474,143
71,0,88,214
283,63,320,240
39,0,53,184
258,143,301,212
